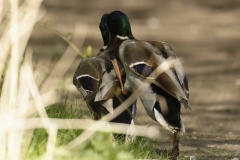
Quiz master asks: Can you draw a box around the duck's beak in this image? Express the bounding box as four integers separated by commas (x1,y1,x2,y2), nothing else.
111,58,128,95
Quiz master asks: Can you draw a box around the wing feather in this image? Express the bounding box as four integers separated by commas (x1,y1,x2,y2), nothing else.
73,56,118,115
119,40,190,109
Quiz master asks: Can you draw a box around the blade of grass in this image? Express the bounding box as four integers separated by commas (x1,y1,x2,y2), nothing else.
38,23,85,58
3,118,160,140
45,125,57,160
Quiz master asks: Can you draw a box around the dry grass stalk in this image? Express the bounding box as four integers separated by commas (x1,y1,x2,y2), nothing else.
0,0,182,159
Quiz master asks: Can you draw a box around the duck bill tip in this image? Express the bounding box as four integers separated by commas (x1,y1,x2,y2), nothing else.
121,88,129,95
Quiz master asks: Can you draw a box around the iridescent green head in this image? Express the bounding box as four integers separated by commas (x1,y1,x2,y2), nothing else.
99,14,109,46
107,11,133,38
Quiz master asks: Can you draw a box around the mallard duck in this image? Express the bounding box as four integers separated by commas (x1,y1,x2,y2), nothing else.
73,14,136,124
106,10,191,156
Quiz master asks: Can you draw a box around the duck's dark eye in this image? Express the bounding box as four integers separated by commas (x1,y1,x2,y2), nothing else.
79,77,99,92
134,64,153,77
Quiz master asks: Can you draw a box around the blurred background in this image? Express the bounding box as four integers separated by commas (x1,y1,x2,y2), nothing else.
4,0,240,158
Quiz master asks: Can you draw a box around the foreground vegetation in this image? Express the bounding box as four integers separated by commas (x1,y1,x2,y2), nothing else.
25,102,162,159
0,2,166,158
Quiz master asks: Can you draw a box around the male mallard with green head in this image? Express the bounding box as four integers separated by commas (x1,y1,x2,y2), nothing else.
73,14,136,124
106,10,191,157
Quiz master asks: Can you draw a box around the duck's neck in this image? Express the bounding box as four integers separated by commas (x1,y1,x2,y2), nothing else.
107,33,134,61
107,34,125,61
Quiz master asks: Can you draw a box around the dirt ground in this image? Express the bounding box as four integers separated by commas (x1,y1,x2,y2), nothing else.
30,0,240,159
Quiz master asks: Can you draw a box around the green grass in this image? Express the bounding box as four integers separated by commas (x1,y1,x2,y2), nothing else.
114,135,159,159
26,102,84,159
25,101,163,159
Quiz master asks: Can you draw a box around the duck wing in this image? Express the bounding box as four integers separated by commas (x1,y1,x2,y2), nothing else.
73,56,117,114
118,40,190,133
119,40,190,109
149,41,190,99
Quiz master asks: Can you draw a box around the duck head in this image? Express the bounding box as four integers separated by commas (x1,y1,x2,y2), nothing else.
99,14,109,50
107,11,134,40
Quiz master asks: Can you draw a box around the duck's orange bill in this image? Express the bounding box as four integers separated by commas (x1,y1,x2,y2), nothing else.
111,59,128,95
